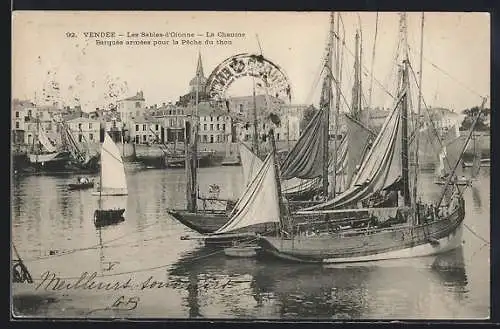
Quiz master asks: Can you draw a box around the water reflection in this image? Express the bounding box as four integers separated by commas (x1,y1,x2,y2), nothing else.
169,245,470,319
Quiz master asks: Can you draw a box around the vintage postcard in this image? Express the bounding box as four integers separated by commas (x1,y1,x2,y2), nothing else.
11,11,490,320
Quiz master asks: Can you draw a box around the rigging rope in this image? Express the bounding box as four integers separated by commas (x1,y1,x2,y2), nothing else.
21,232,272,281
407,45,485,99
20,219,163,262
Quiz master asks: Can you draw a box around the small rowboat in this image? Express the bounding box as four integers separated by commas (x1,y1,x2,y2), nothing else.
223,245,262,258
68,180,94,190
434,178,471,186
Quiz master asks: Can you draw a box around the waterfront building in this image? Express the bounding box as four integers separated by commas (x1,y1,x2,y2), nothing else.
65,116,101,144
129,115,163,145
116,91,146,124
197,102,231,144
148,102,187,143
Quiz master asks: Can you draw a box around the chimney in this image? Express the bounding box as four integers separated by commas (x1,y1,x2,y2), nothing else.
162,102,166,107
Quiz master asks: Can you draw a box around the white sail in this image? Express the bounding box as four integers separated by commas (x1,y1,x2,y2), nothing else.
239,142,263,187
215,153,280,234
94,133,128,196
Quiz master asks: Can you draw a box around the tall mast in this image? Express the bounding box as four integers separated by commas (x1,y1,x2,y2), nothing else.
400,13,411,207
322,12,335,199
252,77,259,155
99,135,103,209
368,12,379,109
191,69,200,212
332,12,341,196
352,30,361,119
413,12,425,215
268,129,286,236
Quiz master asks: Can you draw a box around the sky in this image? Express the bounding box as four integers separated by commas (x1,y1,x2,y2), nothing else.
12,11,490,112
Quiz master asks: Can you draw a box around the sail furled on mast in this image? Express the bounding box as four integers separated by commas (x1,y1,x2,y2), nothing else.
303,93,405,211
100,133,128,195
215,153,280,234
280,107,327,180
344,114,376,187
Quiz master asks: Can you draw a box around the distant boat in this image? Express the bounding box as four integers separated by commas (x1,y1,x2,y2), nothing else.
93,133,128,224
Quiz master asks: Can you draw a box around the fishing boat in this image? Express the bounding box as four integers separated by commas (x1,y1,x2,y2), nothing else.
92,133,128,225
68,176,95,190
184,132,283,247
223,245,262,258
26,115,99,174
169,23,378,234
258,12,483,264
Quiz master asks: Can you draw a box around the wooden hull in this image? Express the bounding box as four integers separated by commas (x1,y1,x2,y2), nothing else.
259,201,465,264
167,209,229,234
68,182,94,190
94,209,125,227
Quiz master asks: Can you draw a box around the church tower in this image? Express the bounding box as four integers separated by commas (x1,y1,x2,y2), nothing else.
189,52,208,94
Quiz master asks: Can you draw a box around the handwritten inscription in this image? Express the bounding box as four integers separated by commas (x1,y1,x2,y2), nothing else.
36,271,170,291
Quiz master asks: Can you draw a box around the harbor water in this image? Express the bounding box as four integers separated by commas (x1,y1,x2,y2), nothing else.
11,166,490,319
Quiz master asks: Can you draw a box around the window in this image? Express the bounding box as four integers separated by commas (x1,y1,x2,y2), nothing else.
222,124,225,131
89,123,93,129
210,124,213,131
78,134,83,142
210,116,213,122
135,102,141,108
28,110,32,117
217,124,220,130
135,136,139,143
89,133,94,141
142,124,146,131
239,104,243,113
15,111,19,118
217,116,220,121
78,123,82,130
277,133,280,140
155,124,159,131
216,135,220,143
143,135,147,142
15,121,19,129
210,135,214,143
203,135,208,143
204,124,207,131
135,124,139,131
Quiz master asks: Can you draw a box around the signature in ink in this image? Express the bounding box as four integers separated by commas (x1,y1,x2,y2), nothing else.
85,296,140,315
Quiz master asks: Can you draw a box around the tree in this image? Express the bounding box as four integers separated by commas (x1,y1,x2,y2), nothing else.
459,106,490,132
299,105,317,132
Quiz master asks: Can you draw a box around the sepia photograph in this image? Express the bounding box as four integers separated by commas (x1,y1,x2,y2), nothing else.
11,11,490,320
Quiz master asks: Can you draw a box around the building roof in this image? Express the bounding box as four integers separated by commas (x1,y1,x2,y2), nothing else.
66,115,100,123
120,91,145,102
197,102,230,117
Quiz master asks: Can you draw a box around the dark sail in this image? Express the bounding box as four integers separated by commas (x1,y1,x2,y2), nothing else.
280,107,328,180
344,114,376,187
304,92,405,210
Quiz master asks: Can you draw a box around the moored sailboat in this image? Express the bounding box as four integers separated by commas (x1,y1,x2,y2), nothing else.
258,12,482,264
92,133,128,225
